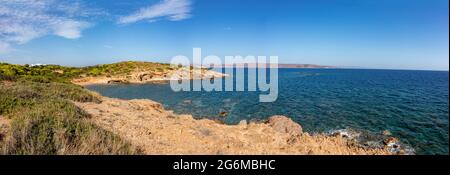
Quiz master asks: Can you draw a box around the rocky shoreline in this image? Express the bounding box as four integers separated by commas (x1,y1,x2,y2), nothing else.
1,62,414,155
74,92,411,155
71,69,411,155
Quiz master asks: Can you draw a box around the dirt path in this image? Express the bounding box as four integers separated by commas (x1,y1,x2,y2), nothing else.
75,97,390,155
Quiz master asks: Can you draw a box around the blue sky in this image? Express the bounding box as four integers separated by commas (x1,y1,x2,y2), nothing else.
0,0,448,70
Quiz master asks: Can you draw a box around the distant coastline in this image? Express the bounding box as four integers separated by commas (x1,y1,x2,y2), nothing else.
220,63,334,69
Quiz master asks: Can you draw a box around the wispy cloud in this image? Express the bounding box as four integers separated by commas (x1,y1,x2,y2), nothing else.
0,0,103,53
118,0,192,24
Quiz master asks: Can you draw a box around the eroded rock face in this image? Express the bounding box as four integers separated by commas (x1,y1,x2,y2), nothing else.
72,68,229,86
266,115,303,135
139,73,153,81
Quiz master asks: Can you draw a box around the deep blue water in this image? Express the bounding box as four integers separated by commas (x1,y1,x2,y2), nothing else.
87,69,449,155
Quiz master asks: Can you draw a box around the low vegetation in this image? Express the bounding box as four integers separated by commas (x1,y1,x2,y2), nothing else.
81,61,172,77
0,62,155,154
0,61,172,81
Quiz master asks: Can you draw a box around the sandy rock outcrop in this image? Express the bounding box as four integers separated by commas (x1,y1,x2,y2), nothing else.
72,69,228,86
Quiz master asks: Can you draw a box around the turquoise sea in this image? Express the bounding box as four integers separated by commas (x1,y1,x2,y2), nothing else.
87,69,449,155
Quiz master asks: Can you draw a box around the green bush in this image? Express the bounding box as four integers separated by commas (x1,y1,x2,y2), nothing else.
3,100,135,155
1,61,173,81
0,61,184,154
0,76,133,155
0,80,101,116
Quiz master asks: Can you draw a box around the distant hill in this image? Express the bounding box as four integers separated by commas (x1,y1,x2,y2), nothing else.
278,64,334,68
221,63,334,68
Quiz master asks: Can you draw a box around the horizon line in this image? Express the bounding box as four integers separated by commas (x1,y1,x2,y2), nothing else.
1,60,448,72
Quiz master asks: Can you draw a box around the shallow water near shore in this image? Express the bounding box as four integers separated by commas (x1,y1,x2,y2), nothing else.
87,69,449,155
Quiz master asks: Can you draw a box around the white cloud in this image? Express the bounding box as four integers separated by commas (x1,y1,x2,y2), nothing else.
52,20,91,39
0,0,100,53
118,0,192,24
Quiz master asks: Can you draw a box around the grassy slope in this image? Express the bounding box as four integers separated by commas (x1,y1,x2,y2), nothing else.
0,61,172,81
0,61,171,154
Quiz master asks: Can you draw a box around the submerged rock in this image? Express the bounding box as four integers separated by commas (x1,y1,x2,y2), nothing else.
326,128,415,155
219,111,228,118
266,115,303,135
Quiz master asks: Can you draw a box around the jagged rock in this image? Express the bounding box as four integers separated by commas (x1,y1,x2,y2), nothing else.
266,115,303,135
331,130,350,138
383,137,399,146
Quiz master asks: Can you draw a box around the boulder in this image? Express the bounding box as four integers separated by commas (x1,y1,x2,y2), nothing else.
266,115,303,135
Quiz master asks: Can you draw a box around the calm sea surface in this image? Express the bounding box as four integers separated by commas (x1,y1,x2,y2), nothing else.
87,69,449,155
